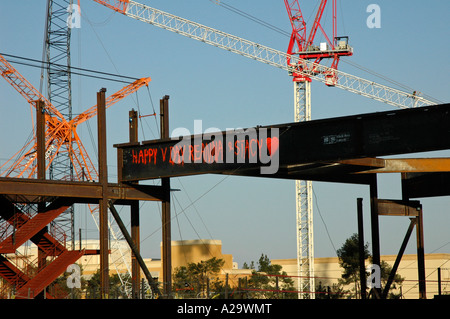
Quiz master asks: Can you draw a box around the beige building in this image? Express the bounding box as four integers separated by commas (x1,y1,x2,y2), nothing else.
10,239,450,299
273,253,450,299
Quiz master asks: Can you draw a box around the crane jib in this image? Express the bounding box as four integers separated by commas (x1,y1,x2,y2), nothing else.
93,0,437,109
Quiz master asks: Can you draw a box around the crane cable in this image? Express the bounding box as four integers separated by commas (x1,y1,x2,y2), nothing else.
208,0,290,37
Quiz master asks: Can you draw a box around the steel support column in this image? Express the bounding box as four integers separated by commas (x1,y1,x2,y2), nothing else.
357,198,367,299
129,109,141,298
402,173,426,299
369,175,381,298
160,96,172,298
36,99,47,297
415,203,426,298
36,100,46,181
97,88,109,298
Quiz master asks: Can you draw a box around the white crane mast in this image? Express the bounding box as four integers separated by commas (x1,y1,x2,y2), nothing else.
94,0,438,299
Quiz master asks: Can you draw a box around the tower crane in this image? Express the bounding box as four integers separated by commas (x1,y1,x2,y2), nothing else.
284,0,355,298
92,0,438,299
0,52,151,298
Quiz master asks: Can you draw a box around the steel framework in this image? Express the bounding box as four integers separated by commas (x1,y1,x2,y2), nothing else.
0,50,151,297
93,0,439,299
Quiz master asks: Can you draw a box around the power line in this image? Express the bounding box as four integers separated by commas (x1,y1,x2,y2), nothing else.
1,52,140,84
208,0,290,37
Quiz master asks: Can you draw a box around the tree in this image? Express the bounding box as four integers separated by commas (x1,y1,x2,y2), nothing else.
337,233,405,299
85,269,131,299
377,259,405,299
246,254,296,299
173,257,225,298
336,233,371,298
315,281,347,299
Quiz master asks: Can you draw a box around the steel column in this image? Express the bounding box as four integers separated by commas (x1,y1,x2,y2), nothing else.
369,175,381,298
402,173,426,299
97,88,109,298
357,198,366,299
129,109,141,298
416,205,426,299
36,100,46,180
160,95,172,298
36,99,47,297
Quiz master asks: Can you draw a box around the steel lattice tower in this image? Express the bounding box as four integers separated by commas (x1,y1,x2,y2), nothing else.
44,0,75,248
294,80,314,298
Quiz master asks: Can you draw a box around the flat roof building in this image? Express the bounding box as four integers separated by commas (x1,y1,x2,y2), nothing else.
7,239,449,299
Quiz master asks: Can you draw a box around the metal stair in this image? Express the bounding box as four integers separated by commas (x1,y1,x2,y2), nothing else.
0,196,86,298
0,255,30,290
15,249,85,299
0,205,69,254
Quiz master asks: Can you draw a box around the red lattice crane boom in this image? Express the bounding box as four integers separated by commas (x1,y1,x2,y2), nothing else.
0,53,150,180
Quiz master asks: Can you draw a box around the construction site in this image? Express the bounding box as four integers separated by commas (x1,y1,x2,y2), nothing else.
0,0,449,303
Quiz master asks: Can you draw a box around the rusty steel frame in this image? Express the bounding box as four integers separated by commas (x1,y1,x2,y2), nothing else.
372,197,426,299
114,103,450,300
0,90,170,299
2,97,449,299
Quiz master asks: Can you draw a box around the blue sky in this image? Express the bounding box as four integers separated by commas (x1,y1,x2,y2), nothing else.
1,1,450,269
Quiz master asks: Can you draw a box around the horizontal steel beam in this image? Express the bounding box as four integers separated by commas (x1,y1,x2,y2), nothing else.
0,177,166,203
116,103,450,182
377,199,421,216
346,158,450,174
402,172,450,198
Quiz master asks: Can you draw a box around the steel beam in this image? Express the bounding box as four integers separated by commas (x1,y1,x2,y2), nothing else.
402,172,450,198
350,158,450,174
0,178,166,203
377,199,421,216
116,103,450,182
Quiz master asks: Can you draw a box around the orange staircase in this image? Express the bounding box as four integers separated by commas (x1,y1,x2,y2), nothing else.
0,196,87,299
0,205,69,254
0,255,30,290
15,249,85,299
